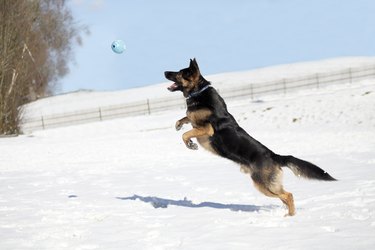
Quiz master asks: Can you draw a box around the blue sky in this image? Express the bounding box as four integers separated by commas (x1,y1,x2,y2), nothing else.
61,0,375,93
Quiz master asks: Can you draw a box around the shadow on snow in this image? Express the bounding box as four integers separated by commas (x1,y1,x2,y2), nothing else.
116,194,278,212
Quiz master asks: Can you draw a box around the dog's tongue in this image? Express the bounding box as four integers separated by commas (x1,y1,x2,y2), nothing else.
167,83,178,92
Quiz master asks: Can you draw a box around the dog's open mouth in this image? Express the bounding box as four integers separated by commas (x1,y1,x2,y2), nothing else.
167,83,179,92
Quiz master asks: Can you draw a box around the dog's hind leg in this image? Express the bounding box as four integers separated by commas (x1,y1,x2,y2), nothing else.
250,166,295,216
278,192,295,216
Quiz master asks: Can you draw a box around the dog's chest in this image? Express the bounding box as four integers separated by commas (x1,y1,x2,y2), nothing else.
186,108,212,127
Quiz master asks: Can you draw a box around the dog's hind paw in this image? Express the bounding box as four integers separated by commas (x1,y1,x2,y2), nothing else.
186,140,198,150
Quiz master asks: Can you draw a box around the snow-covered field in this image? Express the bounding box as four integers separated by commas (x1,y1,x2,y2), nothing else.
1,62,375,249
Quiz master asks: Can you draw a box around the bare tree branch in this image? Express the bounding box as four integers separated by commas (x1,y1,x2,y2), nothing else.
0,0,87,134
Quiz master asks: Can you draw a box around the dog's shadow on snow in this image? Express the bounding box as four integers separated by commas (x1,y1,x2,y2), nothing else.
116,195,277,212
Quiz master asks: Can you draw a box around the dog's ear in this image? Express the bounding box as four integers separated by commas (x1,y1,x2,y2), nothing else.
189,59,194,69
189,58,200,72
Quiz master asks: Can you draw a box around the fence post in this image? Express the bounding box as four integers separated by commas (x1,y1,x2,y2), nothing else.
99,108,102,121
41,116,45,130
147,99,151,115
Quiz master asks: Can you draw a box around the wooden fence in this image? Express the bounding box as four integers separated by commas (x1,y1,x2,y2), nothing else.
21,66,375,133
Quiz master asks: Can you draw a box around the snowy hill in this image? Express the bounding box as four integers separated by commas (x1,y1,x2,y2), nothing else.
1,58,375,249
23,57,375,118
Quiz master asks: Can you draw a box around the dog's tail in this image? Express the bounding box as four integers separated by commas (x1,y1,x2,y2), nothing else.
272,154,337,181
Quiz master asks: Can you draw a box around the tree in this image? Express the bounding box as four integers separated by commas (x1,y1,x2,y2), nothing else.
0,0,87,135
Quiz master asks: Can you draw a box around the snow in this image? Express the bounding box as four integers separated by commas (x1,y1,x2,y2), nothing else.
1,59,375,249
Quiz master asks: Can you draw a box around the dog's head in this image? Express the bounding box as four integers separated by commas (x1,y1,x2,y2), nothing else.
165,58,202,97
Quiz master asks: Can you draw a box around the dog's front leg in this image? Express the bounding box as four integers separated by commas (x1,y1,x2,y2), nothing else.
175,117,190,131
182,123,214,150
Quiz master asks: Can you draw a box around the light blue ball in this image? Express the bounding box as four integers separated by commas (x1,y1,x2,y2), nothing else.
111,40,126,54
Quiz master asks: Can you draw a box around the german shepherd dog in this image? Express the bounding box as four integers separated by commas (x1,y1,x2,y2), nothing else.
165,59,336,216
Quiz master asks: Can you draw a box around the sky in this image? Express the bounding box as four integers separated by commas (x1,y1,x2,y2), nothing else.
60,0,375,93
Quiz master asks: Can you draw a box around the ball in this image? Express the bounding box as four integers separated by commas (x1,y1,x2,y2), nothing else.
111,40,126,54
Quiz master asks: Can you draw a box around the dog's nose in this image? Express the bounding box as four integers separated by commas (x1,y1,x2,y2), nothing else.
165,71,175,80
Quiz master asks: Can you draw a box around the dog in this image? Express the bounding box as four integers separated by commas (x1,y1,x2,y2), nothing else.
165,59,336,216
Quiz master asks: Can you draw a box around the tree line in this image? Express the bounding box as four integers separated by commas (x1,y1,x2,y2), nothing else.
0,0,87,135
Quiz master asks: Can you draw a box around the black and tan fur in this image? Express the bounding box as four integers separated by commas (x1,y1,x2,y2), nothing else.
165,59,336,216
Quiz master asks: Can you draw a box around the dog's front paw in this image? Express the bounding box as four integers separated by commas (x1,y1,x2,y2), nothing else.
175,121,183,131
186,140,198,150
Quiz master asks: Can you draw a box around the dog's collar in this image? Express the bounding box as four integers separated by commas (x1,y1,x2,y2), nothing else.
186,85,211,99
